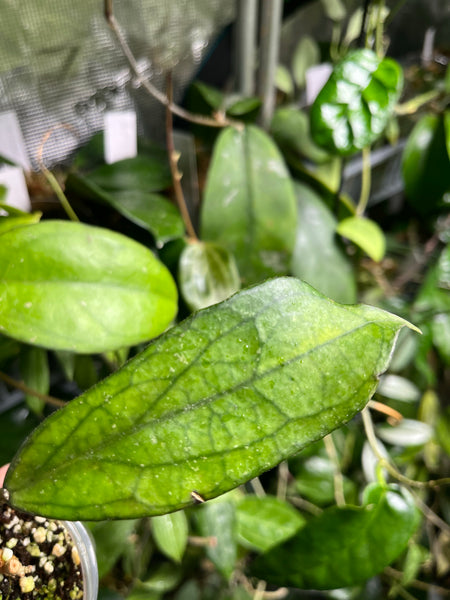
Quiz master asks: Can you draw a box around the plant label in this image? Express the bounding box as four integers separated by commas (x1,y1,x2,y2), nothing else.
0,111,31,171
104,110,137,164
0,165,31,212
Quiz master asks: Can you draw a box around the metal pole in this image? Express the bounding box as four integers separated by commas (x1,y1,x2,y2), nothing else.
257,0,283,129
235,0,258,96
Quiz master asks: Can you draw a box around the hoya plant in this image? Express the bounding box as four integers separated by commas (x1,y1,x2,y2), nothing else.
0,1,449,599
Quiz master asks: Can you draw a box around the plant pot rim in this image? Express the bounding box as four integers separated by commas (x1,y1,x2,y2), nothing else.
62,520,98,600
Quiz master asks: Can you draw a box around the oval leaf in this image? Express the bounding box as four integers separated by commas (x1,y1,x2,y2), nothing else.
376,419,433,447
5,278,415,520
337,216,386,262
377,374,421,403
236,495,305,552
291,182,356,304
179,241,241,311
310,49,403,155
201,125,297,284
196,501,237,579
252,484,421,589
152,511,188,563
0,221,178,352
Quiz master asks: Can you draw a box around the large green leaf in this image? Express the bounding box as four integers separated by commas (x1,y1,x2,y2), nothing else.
291,182,356,304
152,511,188,563
310,49,403,155
86,155,171,194
252,483,421,589
0,221,178,352
201,125,297,284
5,278,415,520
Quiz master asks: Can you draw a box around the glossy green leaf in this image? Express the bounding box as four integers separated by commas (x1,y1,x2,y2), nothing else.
252,484,421,589
179,241,241,311
402,113,450,213
5,277,415,520
201,126,297,284
310,49,403,155
19,346,49,416
90,520,138,579
415,245,450,313
190,81,224,111
291,36,320,89
271,108,330,164
0,221,178,352
236,495,305,552
291,182,356,304
152,511,188,563
196,501,237,579
336,216,386,262
87,155,171,194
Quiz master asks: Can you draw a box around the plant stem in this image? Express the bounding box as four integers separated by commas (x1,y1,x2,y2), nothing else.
356,146,371,216
384,566,450,597
250,477,266,497
375,0,386,57
165,75,198,241
395,89,441,115
235,0,258,96
104,1,235,129
358,0,371,47
276,460,289,501
367,399,403,423
323,434,346,506
287,496,322,516
0,371,66,408
257,0,283,129
362,407,450,491
37,126,79,222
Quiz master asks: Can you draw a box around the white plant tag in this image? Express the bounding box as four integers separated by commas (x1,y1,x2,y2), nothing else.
305,63,333,105
0,165,31,212
104,111,137,164
0,111,31,171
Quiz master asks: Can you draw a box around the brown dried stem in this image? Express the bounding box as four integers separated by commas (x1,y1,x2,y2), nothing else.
0,371,67,408
104,1,236,129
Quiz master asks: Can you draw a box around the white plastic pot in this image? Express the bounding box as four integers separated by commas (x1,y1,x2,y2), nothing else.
63,521,98,600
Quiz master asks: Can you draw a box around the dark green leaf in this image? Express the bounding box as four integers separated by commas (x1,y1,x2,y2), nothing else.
5,278,415,520
190,82,224,111
201,126,297,284
310,49,403,155
179,241,241,311
102,190,185,245
137,563,181,594
402,113,450,213
271,108,330,164
415,245,450,313
336,216,386,262
236,495,305,552
87,155,171,194
0,404,40,465
252,484,421,589
19,346,49,416
196,500,237,579
90,520,138,579
0,221,178,352
152,511,188,563
291,182,356,304
225,97,262,118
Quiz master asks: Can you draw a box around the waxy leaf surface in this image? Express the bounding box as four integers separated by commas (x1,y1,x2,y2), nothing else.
0,221,177,352
252,484,421,589
310,49,403,155
201,125,297,284
6,278,413,520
